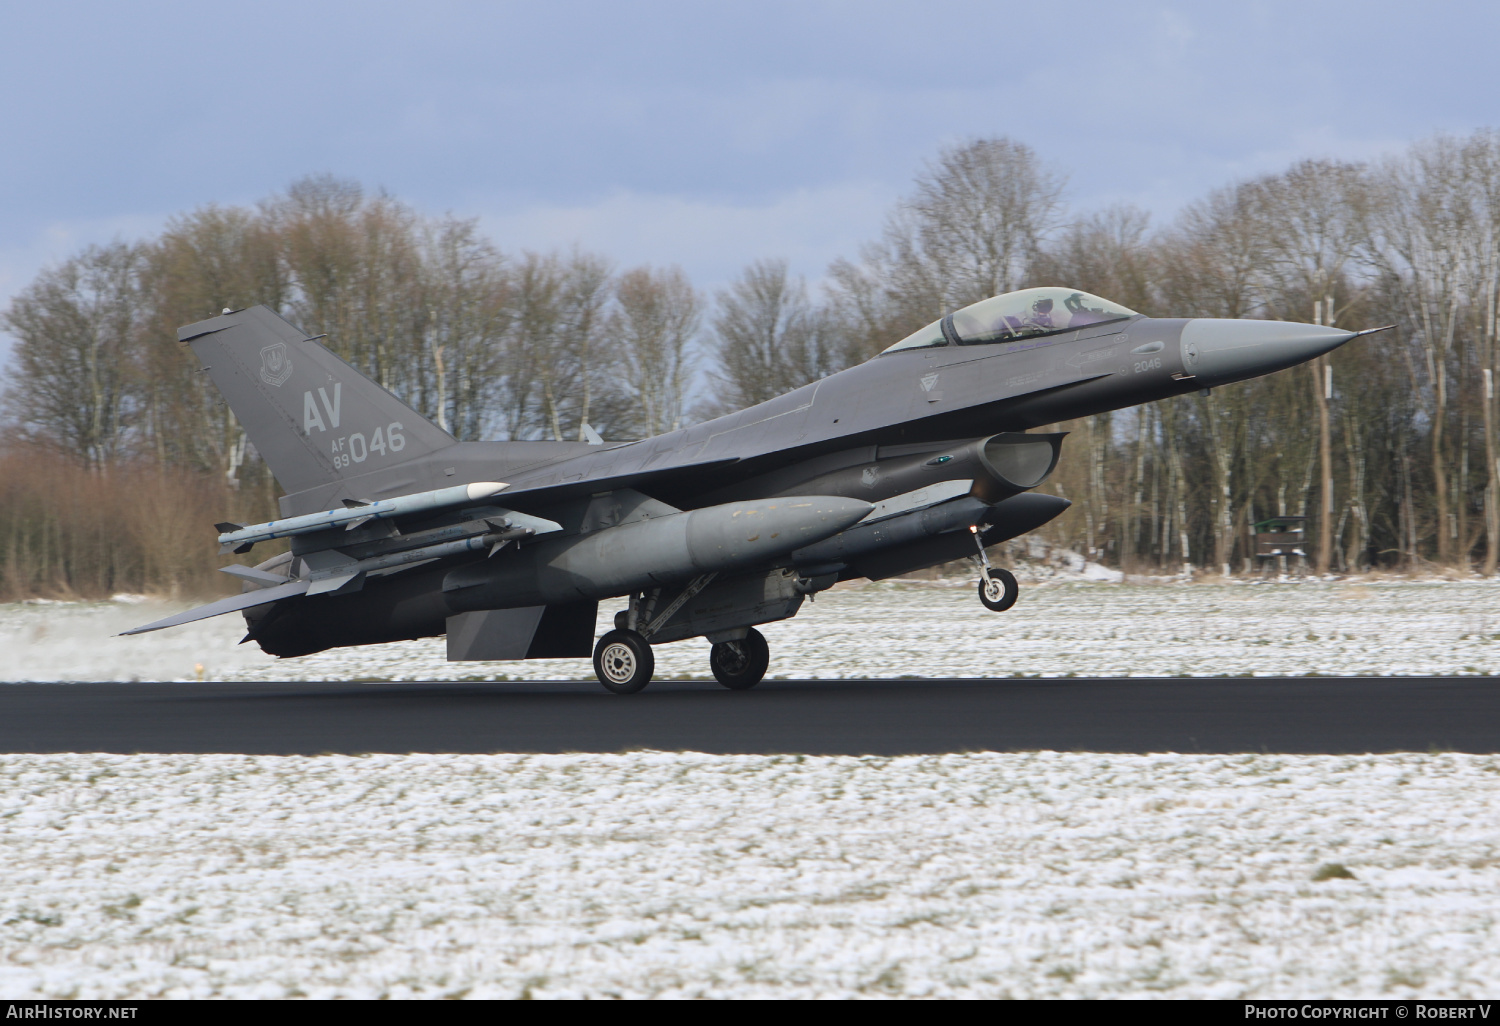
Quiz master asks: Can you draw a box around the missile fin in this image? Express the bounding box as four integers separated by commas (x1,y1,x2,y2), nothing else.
306,572,361,596
301,549,361,595
219,564,288,589
215,522,243,533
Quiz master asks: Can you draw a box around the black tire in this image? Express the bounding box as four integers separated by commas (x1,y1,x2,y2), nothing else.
593,629,655,694
978,567,1019,612
709,628,770,690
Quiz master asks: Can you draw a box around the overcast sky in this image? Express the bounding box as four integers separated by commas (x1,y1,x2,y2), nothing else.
2,0,1497,367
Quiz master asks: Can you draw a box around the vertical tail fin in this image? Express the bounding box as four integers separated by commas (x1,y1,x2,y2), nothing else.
182,306,454,496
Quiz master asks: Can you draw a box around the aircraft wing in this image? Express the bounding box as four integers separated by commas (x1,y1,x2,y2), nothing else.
120,579,310,636
495,456,743,510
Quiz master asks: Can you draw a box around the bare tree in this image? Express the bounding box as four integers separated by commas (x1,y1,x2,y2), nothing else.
1153,185,1272,575
1365,137,1477,565
825,137,1065,366
1033,204,1156,313
709,258,830,412
556,250,615,440
420,218,511,440
21,133,1500,598
143,204,288,486
262,175,427,393
612,265,699,437
1156,182,1269,319
1256,159,1371,571
504,250,616,440
2,243,146,466
1453,130,1500,573
905,137,1066,308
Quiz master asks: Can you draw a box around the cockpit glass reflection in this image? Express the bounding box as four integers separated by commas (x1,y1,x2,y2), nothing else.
951,288,1136,345
881,319,947,354
880,287,1137,354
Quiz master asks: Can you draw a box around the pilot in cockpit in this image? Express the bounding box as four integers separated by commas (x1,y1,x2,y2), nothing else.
1063,291,1110,327
1022,296,1057,330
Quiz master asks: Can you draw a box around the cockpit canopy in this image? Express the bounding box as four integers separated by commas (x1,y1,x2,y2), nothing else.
881,287,1139,354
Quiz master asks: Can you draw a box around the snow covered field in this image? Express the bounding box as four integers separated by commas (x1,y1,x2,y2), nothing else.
5,577,1500,683
5,581,1500,999
2,751,1498,999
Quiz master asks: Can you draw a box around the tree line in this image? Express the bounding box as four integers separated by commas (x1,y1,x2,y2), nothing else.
5,130,1500,597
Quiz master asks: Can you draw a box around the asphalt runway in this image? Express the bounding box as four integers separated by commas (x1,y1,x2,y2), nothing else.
1,676,1498,755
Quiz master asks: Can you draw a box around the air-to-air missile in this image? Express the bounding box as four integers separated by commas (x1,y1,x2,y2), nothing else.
127,290,1387,693
216,481,513,553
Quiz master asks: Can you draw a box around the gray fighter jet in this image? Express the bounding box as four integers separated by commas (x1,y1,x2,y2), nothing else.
126,287,1375,692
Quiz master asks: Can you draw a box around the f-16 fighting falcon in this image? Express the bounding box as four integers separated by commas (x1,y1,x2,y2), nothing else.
125,287,1382,692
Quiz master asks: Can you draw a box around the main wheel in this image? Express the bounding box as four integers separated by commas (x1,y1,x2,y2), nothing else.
978,567,1019,612
593,629,655,694
710,628,770,690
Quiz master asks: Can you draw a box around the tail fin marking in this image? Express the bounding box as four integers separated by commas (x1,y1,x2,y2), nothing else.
181,306,454,495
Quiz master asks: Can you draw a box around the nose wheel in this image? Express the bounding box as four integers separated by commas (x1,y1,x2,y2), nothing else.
979,568,1019,611
593,629,655,694
710,628,770,690
969,525,1019,612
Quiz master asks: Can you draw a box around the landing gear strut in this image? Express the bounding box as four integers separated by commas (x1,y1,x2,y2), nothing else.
970,525,1018,612
709,628,770,690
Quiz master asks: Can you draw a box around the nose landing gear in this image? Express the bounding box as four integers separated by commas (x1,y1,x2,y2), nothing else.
970,525,1019,612
979,567,1019,611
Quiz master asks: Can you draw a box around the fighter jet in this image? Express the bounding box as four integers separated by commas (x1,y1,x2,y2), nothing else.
126,287,1377,692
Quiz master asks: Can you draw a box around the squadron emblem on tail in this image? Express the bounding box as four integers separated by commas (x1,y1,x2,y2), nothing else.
259,342,292,387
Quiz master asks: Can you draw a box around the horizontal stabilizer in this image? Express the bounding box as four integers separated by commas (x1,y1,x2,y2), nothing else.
119,579,309,636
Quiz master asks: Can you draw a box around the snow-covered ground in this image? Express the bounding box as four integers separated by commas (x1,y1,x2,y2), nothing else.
2,751,1497,999
6,577,1500,683
6,582,1500,999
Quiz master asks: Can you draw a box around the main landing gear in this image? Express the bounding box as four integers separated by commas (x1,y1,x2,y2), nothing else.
970,525,1019,612
592,584,773,694
709,628,769,690
593,629,655,694
591,625,772,694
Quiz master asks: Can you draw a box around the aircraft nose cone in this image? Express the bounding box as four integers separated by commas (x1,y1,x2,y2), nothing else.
1182,319,1355,387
